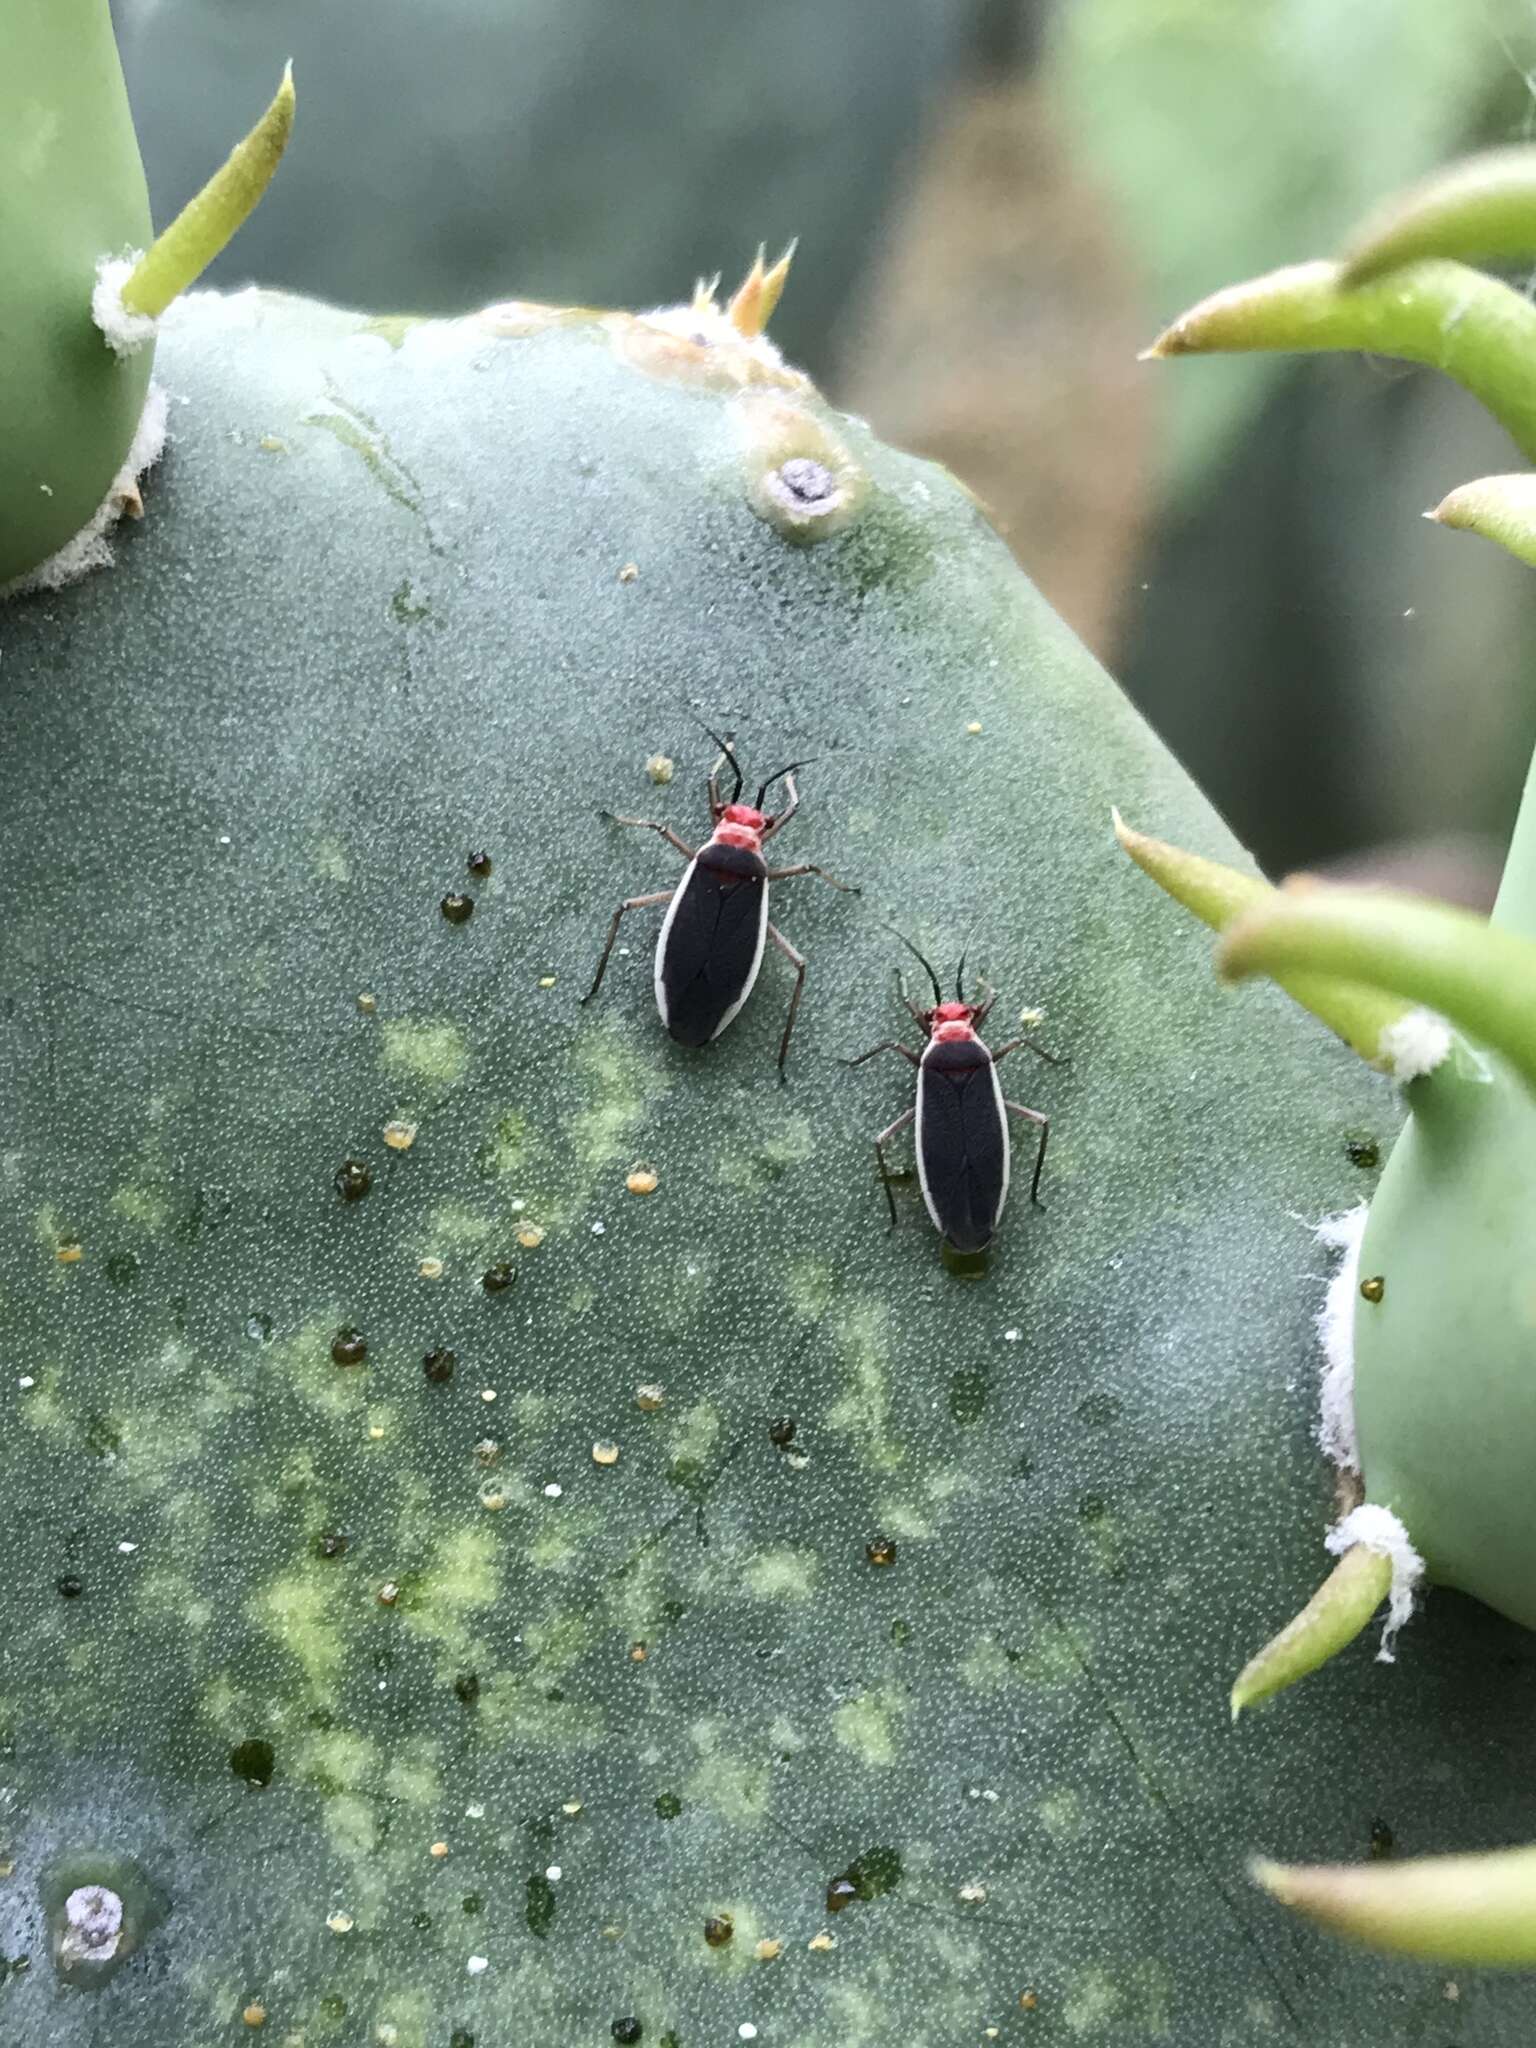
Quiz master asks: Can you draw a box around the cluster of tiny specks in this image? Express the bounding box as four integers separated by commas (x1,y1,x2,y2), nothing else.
0,287,1522,2048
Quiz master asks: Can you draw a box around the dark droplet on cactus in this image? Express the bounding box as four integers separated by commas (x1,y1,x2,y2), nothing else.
768,1417,796,1448
612,2022,643,2045
949,1368,990,1425
334,1158,372,1202
866,1539,897,1568
703,1913,734,1948
466,851,492,879
1360,1275,1386,1304
1369,1819,1396,1859
104,1251,140,1291
654,1793,683,1820
827,1845,903,1913
317,1530,348,1558
331,1327,367,1367
320,1995,347,2021
229,1738,276,1786
526,1870,557,1938
1345,1135,1380,1170
450,2033,476,2048
461,1893,482,1917
453,1671,480,1705
440,892,475,925
481,1263,515,1294
423,1348,456,1383
57,1574,83,1599
890,1618,912,1646
244,1312,274,1343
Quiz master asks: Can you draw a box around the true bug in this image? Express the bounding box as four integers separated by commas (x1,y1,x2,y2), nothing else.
846,935,1063,1253
582,732,856,1073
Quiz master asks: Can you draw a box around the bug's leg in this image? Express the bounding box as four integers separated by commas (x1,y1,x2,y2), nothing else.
763,861,860,893
582,890,675,1005
843,1040,920,1068
1004,1102,1050,1205
873,1107,917,1231
991,1036,1068,1068
599,811,697,861
766,923,807,1078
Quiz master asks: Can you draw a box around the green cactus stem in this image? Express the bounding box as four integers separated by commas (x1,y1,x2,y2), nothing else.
1253,1846,1536,1966
1430,473,1536,569
112,64,295,326
1229,1543,1392,1720
1218,885,1536,1097
1113,812,1441,1072
1340,145,1536,286
0,0,154,585
1143,259,1536,462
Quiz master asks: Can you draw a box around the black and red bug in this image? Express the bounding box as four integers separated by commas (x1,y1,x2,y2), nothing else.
582,729,856,1073
846,933,1064,1252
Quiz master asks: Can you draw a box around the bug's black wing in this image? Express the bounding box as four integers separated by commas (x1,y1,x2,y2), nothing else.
658,843,768,1047
917,1040,1007,1252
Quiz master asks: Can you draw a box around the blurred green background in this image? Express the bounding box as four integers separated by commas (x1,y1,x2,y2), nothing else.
113,0,1536,891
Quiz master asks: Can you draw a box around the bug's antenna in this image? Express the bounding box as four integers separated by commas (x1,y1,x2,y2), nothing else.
755,757,818,807
954,912,986,1004
880,920,943,1008
689,713,743,803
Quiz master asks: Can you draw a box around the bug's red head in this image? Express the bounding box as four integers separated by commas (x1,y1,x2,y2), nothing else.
927,999,980,1043
715,801,768,850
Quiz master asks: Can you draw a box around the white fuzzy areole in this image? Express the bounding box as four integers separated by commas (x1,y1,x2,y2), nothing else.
652,851,768,1040
1377,1007,1452,1081
91,254,159,357
3,384,169,599
640,296,787,373
1315,1202,1368,1473
1327,1502,1425,1662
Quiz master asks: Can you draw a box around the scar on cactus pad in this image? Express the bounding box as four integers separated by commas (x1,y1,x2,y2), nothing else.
1126,137,1536,1962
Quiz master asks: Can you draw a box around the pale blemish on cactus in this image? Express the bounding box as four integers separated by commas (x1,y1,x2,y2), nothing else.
826,1302,903,1473
831,1689,904,1768
379,1018,469,1091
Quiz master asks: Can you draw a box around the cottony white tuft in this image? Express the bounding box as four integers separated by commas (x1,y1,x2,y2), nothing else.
91,254,159,357
1327,1503,1425,1662
1378,1007,1452,1082
1315,1204,1368,1472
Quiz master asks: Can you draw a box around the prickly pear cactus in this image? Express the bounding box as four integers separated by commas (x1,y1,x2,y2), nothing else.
8,16,1536,2044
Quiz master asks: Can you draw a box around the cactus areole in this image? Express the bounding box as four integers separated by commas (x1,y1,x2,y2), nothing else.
7,8,1536,2041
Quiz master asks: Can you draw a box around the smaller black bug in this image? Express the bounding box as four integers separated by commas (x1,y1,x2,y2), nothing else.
846,933,1064,1253
583,728,856,1074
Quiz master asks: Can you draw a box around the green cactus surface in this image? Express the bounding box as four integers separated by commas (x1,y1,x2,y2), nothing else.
7,279,1536,2041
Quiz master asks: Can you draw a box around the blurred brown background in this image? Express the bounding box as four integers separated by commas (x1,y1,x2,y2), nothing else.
114,0,1536,900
